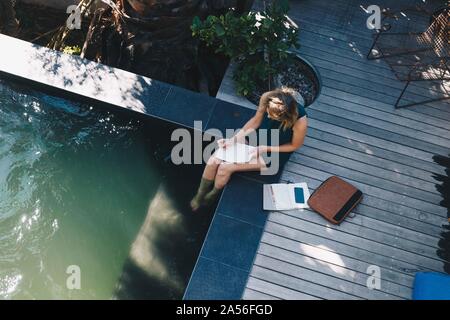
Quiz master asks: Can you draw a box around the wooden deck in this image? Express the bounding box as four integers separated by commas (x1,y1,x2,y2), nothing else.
217,0,449,300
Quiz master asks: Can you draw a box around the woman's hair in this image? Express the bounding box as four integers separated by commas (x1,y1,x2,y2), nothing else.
266,87,300,130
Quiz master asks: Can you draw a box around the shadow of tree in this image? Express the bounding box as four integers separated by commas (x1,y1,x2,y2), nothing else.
27,40,171,116
432,153,450,274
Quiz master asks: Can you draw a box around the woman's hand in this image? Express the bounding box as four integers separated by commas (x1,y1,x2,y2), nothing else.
217,138,235,149
250,145,269,159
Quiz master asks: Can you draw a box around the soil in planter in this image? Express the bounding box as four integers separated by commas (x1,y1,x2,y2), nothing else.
248,57,320,107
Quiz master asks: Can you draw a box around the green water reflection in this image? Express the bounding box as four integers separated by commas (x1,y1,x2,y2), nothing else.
0,81,210,299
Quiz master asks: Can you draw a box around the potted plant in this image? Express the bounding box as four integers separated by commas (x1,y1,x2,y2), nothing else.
191,0,320,106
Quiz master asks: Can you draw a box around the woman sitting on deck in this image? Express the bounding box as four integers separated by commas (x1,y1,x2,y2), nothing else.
190,87,308,211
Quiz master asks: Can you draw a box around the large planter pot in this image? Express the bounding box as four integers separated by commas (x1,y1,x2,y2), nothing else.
246,53,322,108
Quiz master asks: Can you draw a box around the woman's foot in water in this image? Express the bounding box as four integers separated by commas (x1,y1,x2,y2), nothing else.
190,178,214,211
190,195,204,212
202,187,222,208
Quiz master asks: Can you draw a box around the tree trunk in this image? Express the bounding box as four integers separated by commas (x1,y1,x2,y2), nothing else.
0,0,20,36
81,0,239,92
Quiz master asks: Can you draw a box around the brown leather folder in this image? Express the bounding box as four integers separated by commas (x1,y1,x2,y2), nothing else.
307,176,363,225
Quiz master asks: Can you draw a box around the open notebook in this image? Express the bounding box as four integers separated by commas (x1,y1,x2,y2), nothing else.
263,183,310,211
215,143,256,164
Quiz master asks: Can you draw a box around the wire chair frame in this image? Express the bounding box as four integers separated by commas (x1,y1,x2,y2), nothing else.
367,7,450,108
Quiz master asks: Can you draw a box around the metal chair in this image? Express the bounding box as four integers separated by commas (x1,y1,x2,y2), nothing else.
367,7,450,108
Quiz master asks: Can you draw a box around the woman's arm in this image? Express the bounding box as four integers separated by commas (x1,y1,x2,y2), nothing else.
263,117,308,153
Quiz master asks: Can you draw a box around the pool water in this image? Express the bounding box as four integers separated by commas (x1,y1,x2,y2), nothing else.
0,80,212,299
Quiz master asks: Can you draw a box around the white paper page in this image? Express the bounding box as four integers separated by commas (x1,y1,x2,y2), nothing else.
263,184,276,211
270,184,292,210
215,143,256,164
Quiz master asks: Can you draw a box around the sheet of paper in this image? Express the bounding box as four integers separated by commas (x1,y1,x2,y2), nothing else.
271,184,292,210
215,143,256,164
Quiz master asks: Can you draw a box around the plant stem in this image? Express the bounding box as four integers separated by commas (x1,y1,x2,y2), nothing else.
48,0,95,50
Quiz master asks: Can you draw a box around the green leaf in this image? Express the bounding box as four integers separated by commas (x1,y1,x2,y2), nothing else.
194,4,299,96
192,16,201,28
63,45,81,55
215,24,226,36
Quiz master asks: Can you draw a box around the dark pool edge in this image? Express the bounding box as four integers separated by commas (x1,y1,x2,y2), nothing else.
183,171,283,300
183,178,262,300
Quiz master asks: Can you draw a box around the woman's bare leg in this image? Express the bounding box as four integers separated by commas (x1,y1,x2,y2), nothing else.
202,155,222,180
190,155,222,211
214,158,266,189
203,156,266,205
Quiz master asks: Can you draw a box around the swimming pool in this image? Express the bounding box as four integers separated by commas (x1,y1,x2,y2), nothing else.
0,79,213,299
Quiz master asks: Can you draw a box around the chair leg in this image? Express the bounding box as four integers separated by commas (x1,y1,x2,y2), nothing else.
396,95,450,109
366,14,392,60
367,32,382,60
395,80,450,109
395,80,410,108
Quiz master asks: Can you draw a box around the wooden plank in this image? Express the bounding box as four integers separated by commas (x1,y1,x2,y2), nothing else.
250,265,361,300
291,1,440,54
281,170,447,230
308,109,450,156
275,208,441,259
299,35,396,73
242,288,280,300
298,25,384,52
299,40,450,104
290,153,442,203
301,136,440,184
282,170,446,233
246,277,321,300
264,222,444,274
319,77,450,121
319,87,450,131
285,161,446,217
261,232,415,288
268,214,443,269
295,0,431,30
306,128,446,175
294,146,439,194
352,203,443,235
291,8,430,51
299,24,374,57
287,4,382,40
308,118,434,163
280,207,440,250
237,0,449,301
316,94,450,139
303,51,419,94
311,102,450,149
307,118,440,163
254,254,405,299
258,239,414,288
302,53,450,114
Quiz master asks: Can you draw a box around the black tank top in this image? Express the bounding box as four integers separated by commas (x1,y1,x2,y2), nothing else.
258,103,307,146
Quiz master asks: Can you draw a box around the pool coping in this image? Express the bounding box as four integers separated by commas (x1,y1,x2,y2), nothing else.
0,34,272,300
183,172,281,300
